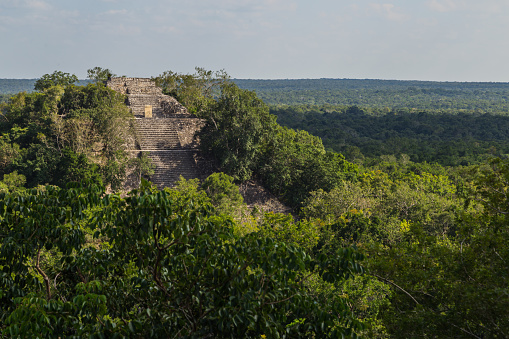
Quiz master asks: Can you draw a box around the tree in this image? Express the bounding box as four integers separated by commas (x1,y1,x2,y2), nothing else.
54,148,103,187
260,126,358,207
129,152,155,183
0,183,366,338
345,159,509,338
87,67,116,82
201,172,244,209
0,183,100,333
153,67,229,115
0,171,26,193
0,135,21,172
1,79,135,190
200,82,277,181
34,71,78,91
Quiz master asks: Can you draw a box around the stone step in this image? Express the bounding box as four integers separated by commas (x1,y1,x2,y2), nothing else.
137,131,178,135
107,78,163,95
134,118,185,123
128,95,165,117
141,150,200,188
136,126,179,131
130,117,202,188
134,119,181,150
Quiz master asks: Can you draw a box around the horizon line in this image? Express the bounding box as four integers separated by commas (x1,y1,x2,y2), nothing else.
2,77,509,84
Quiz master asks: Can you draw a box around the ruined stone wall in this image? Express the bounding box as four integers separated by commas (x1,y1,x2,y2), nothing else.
106,77,189,117
106,78,163,95
174,118,206,149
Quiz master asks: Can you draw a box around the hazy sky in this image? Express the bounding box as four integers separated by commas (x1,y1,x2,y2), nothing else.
1,0,508,81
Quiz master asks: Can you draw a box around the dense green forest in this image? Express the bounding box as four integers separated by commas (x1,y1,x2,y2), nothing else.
272,105,509,166
0,69,508,338
5,77,509,113
0,79,91,103
235,78,509,113
0,79,92,94
0,79,37,94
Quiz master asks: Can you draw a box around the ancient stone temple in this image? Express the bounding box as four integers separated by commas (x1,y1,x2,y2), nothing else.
106,77,204,188
106,78,189,117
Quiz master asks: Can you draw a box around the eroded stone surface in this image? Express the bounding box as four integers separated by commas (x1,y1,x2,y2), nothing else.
107,77,205,188
106,78,189,118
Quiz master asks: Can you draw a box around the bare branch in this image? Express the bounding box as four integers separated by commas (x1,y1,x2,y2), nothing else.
35,247,52,299
372,273,419,305
449,323,482,339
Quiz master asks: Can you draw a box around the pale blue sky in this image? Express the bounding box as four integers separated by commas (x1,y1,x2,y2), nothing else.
1,0,508,81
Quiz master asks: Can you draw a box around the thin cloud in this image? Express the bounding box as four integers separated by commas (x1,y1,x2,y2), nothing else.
197,0,297,15
467,2,509,14
264,0,297,12
370,3,409,22
99,9,128,16
25,0,50,10
0,0,21,9
151,25,179,34
229,0,294,9
157,0,296,41
0,0,50,10
89,20,141,36
427,0,458,12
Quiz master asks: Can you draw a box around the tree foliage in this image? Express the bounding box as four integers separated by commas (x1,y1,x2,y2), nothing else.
235,78,509,113
0,183,365,338
0,75,134,189
261,126,358,207
3,68,509,337
34,71,78,92
153,67,229,115
201,172,244,210
200,82,277,181
272,105,509,166
296,155,509,338
155,69,359,207
87,67,116,83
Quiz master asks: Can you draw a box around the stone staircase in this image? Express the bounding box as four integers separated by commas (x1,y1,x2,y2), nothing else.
107,77,204,189
133,118,202,188
135,118,180,150
144,150,200,187
107,77,188,118
128,94,163,116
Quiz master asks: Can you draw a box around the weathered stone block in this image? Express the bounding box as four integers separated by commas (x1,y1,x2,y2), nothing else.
145,105,152,118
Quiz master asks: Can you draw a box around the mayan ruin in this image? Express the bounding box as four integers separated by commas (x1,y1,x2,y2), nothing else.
106,77,204,188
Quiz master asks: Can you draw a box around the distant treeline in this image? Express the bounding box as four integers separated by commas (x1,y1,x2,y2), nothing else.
272,105,509,166
0,79,37,94
4,78,509,113
234,78,509,113
0,79,91,95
